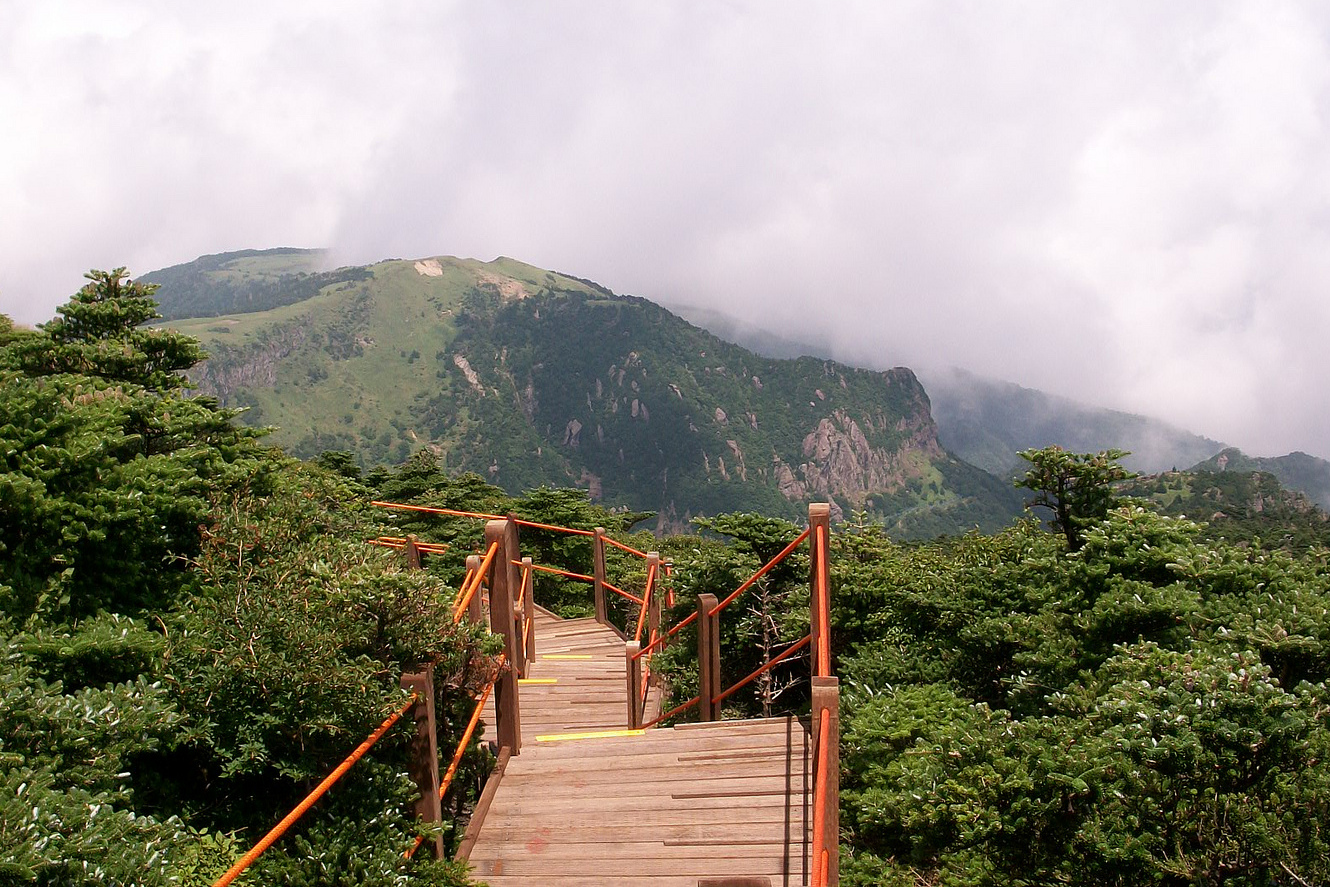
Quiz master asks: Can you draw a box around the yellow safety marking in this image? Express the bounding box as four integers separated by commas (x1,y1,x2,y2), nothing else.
536,728,646,742
540,654,592,660
518,678,558,685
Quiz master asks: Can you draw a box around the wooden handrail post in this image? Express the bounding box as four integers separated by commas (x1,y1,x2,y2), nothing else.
521,556,535,674
812,675,840,887
485,519,522,754
404,535,422,570
625,641,643,728
400,664,444,859
505,515,525,679
808,503,831,681
465,554,483,623
592,527,608,626
647,552,662,643
697,593,721,721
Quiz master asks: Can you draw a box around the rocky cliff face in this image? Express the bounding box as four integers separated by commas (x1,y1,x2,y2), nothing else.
783,407,942,512
189,322,310,403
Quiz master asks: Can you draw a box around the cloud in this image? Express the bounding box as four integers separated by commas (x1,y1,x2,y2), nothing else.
2,2,1328,458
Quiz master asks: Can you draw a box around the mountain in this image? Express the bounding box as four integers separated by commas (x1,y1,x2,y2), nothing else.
152,252,1023,535
1126,467,1330,550
666,305,1226,479
917,367,1226,477
141,247,372,319
1190,448,1330,510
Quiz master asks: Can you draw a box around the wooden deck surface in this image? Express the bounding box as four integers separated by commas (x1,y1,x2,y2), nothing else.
470,608,813,886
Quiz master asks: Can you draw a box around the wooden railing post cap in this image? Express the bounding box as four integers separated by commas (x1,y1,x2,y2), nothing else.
812,675,839,691
809,503,831,521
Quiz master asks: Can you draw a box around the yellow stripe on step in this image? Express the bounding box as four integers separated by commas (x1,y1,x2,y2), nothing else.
540,654,592,660
536,729,646,742
518,678,558,684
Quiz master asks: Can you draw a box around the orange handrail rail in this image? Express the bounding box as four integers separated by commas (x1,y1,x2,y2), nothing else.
641,694,700,729
372,500,506,521
709,527,811,616
631,608,697,661
368,536,450,553
814,524,831,677
404,659,504,860
212,694,419,887
513,517,595,536
632,561,658,645
810,705,832,887
602,581,644,606
603,535,650,559
451,541,500,623
511,560,596,584
711,633,811,707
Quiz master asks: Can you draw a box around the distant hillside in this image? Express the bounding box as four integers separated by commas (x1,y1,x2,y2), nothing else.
1191,448,1330,510
1127,468,1330,551
919,367,1226,477
155,254,1023,536
665,307,1226,479
141,248,372,320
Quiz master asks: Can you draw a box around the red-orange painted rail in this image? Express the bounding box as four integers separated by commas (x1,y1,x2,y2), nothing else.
211,695,418,887
709,528,810,615
712,633,812,707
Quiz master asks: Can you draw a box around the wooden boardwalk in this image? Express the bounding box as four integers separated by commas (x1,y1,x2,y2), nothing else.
468,608,813,886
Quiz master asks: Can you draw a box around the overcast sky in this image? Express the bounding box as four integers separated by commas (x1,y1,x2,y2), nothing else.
3,2,1329,458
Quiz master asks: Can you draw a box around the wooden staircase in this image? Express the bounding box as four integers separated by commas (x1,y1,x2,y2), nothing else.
464,609,813,886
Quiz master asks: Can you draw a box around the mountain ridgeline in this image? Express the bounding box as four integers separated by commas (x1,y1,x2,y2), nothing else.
154,251,1021,535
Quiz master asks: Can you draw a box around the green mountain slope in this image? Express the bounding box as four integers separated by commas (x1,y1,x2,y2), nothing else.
919,367,1226,477
1126,467,1330,550
141,248,373,319
1191,447,1330,510
667,306,1227,479
154,254,1022,535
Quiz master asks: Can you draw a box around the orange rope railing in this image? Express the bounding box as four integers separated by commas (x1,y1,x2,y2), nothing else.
632,561,658,645
404,663,503,860
810,705,832,887
372,500,506,521
631,608,697,662
451,541,500,623
640,694,700,729
512,518,595,536
212,694,419,887
709,528,811,616
815,524,831,677
602,581,644,606
603,536,650,559
711,634,811,707
512,560,596,584
367,536,450,554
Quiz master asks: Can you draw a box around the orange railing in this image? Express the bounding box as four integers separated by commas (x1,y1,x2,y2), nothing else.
624,504,838,883
403,655,505,860
211,695,419,887
213,527,517,882
354,500,834,882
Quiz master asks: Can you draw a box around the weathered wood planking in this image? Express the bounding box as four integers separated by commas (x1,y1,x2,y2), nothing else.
467,608,812,886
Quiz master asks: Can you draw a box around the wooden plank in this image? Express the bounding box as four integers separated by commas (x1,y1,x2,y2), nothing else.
456,746,511,861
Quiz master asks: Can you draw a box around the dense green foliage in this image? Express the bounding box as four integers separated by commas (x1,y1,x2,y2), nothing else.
644,448,1330,886
0,273,488,886
828,458,1330,885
